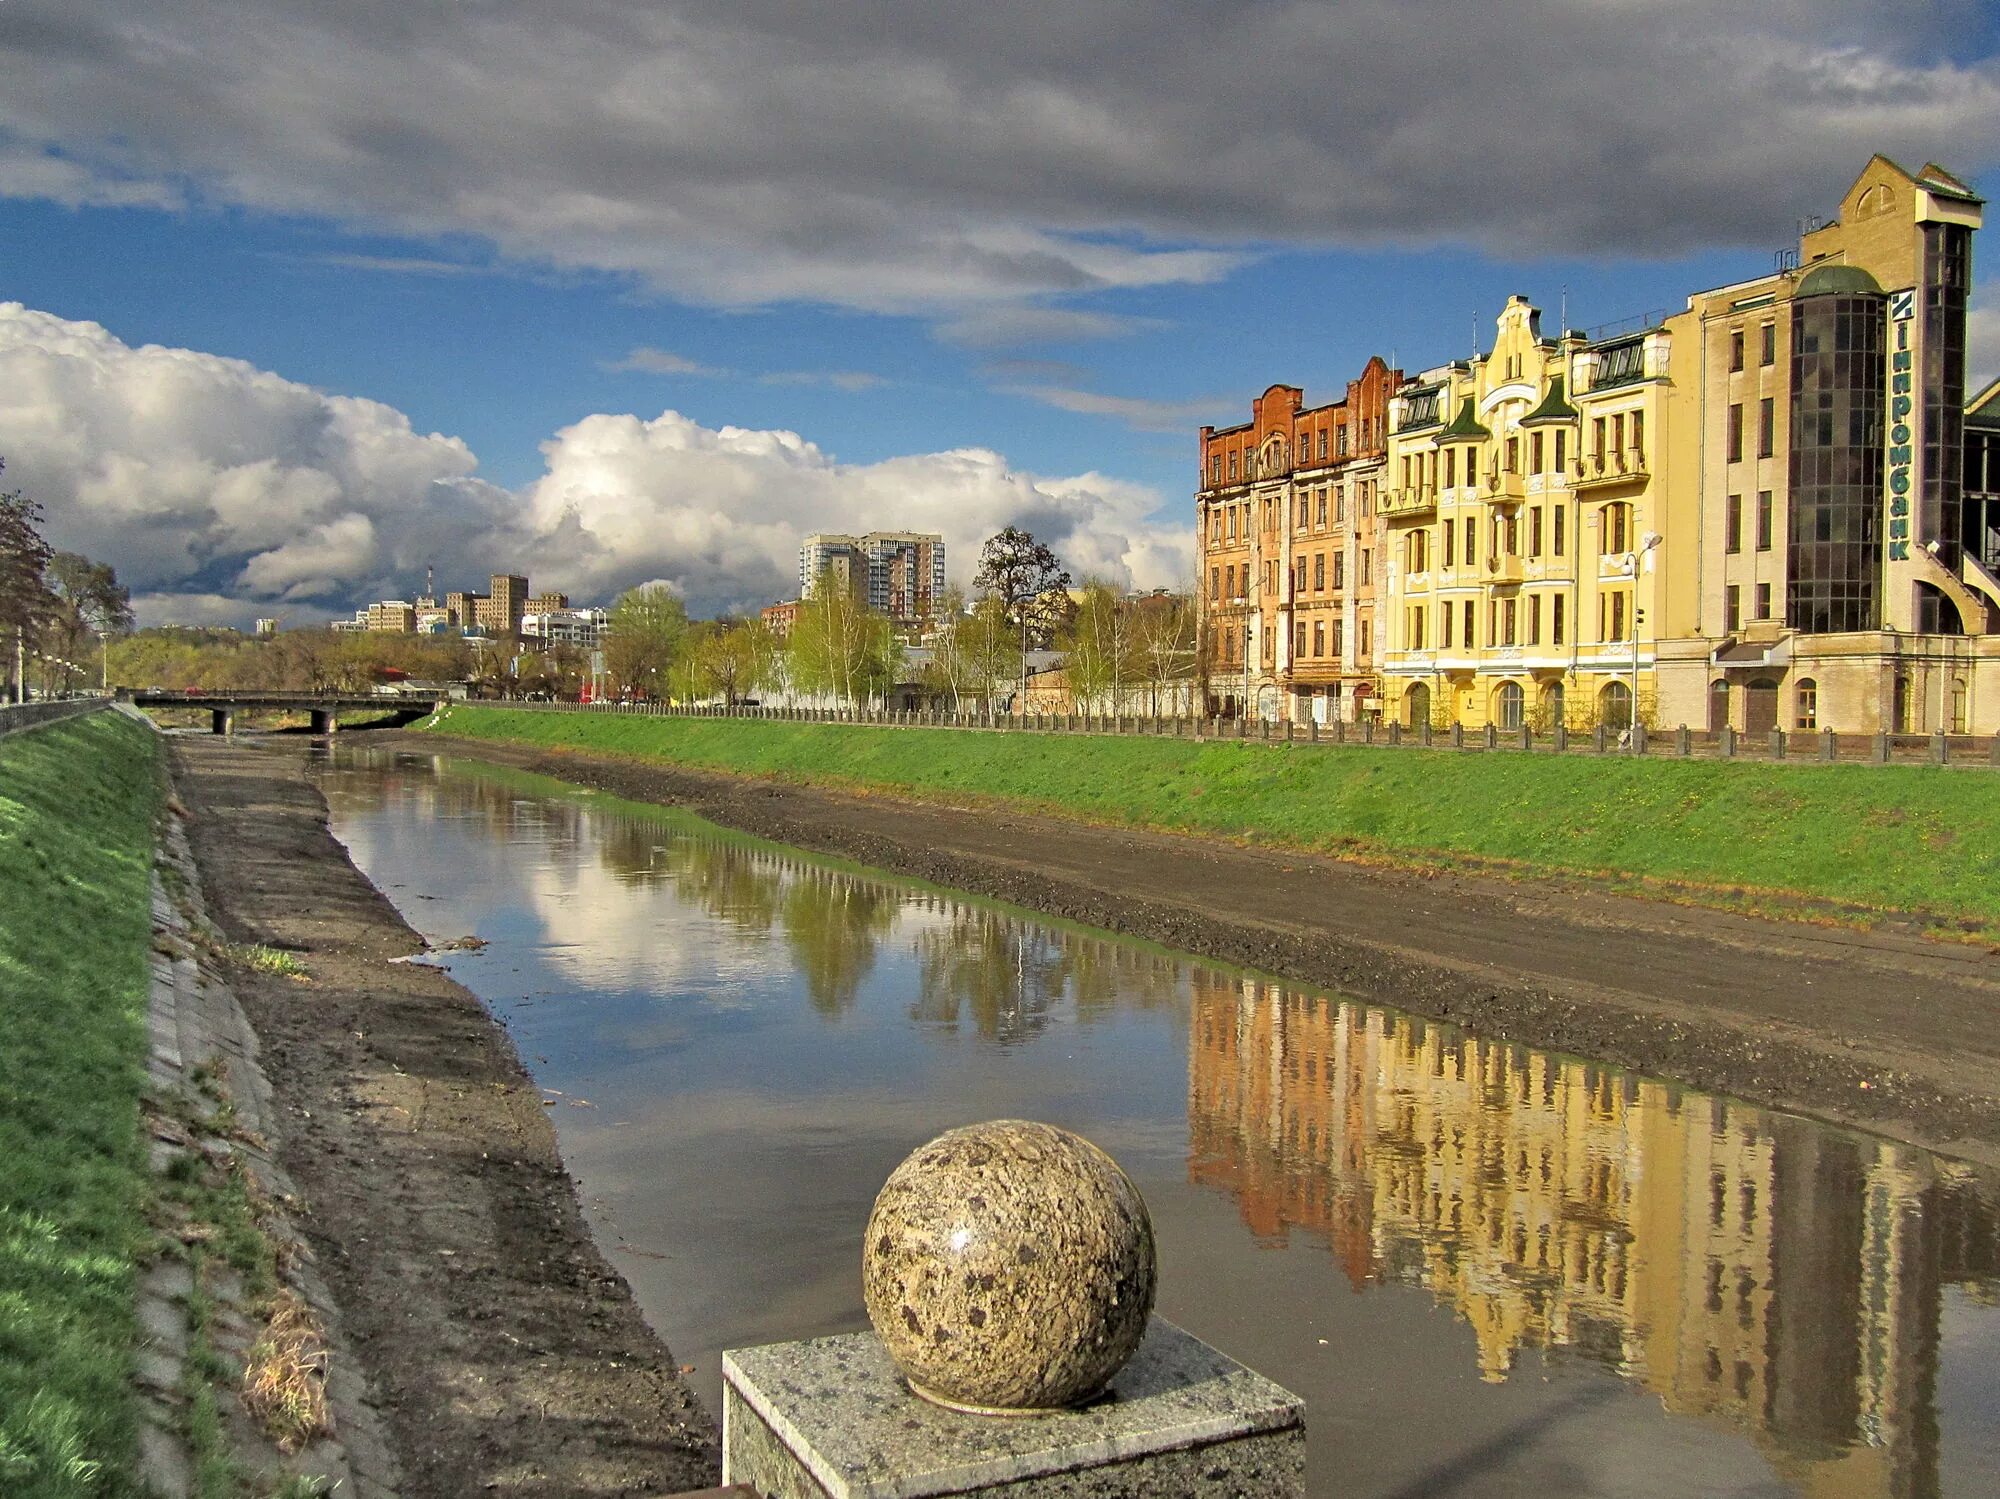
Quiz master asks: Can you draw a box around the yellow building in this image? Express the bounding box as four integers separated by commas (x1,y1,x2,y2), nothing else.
1378,296,1697,730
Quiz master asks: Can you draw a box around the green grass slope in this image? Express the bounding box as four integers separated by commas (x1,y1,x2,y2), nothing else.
0,711,161,1497
420,706,2000,928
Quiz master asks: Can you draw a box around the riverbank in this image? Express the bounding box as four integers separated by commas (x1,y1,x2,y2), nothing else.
166,735,719,1497
417,706,2000,937
394,725,2000,1167
0,710,158,1497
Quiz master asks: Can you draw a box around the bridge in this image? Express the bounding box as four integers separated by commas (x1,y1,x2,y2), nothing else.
125,690,443,735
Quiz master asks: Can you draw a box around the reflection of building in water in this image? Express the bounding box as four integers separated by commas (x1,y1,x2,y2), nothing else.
1187,975,1999,1499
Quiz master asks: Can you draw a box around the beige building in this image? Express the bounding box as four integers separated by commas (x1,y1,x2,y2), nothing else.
1656,155,1995,734
363,599,416,633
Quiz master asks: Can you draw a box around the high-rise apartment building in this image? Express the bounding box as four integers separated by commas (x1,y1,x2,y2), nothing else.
798,533,946,624
475,573,529,636
1195,359,1399,721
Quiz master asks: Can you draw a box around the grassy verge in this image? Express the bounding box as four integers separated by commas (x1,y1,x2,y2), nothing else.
0,710,161,1497
419,704,2000,932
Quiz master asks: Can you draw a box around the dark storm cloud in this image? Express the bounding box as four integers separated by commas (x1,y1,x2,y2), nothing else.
0,1,1994,310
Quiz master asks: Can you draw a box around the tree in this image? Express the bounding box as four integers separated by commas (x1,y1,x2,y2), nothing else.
788,571,901,707
973,526,1070,711
692,621,779,705
1058,580,1137,713
0,460,59,701
37,551,134,693
605,584,690,700
1128,591,1197,715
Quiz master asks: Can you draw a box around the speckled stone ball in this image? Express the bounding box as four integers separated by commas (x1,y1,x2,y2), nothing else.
862,1120,1156,1414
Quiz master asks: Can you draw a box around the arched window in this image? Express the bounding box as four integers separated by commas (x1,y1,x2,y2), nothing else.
1708,678,1730,733
1495,681,1524,730
1599,680,1633,730
1794,678,1818,731
1951,677,1968,734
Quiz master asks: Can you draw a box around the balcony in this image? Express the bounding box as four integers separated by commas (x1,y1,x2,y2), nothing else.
1574,448,1650,490
1378,485,1438,518
1482,469,1526,505
1485,553,1524,586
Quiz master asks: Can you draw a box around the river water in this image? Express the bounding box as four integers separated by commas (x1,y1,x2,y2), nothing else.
315,745,2000,1499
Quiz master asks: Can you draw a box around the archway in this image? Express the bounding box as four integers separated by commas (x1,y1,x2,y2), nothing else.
1708,678,1730,733
1404,681,1430,729
1494,680,1524,730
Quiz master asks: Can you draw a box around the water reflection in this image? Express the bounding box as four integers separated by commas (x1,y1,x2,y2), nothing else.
319,750,2000,1498
1189,974,2000,1497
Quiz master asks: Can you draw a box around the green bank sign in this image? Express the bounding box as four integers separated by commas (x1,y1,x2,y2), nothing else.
1886,287,1916,562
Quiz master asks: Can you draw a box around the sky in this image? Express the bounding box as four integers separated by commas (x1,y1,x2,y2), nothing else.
2,0,1998,626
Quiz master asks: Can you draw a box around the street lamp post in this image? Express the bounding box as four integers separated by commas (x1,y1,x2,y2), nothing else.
1630,532,1662,750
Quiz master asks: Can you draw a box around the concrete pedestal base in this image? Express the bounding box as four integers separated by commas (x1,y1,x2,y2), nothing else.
721,1317,1303,1498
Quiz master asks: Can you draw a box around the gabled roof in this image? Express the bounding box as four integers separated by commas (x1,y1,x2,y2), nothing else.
1519,375,1578,427
1969,378,2000,433
1435,396,1490,443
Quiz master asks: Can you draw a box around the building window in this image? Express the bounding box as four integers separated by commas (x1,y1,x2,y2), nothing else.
1210,456,1222,486
1552,595,1566,646
1602,502,1631,554
1795,678,1817,730
1555,430,1567,473
1531,432,1545,473
1528,507,1543,556
1755,583,1771,619
1441,601,1454,647
1442,450,1455,488
1313,620,1324,657
1229,451,1238,481
1295,622,1306,658
1359,619,1371,657
1495,681,1524,730
1409,606,1425,650
1313,553,1325,590
1336,425,1349,457
1725,584,1741,631
1729,329,1744,371
1757,397,1774,458
1505,436,1519,474
1553,506,1566,556
1209,566,1219,600
1361,550,1372,585
1462,599,1475,649
1333,552,1345,589
1760,322,1776,367
1600,680,1633,731
1332,619,1345,657
1316,490,1328,527
1295,557,1308,592
1756,491,1773,552
1727,403,1743,463
1319,430,1329,463
1726,494,1743,553
1443,522,1456,568
1298,494,1310,527
1502,598,1518,645
1463,517,1477,565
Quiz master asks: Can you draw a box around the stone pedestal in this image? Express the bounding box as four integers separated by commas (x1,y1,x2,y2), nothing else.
721,1318,1303,1498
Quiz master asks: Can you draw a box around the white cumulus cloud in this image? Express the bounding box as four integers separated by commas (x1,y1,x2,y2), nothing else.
0,304,1184,624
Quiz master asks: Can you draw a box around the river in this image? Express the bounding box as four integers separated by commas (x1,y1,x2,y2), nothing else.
315,744,2000,1499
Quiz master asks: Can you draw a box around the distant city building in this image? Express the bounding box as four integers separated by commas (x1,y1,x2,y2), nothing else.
799,532,945,624
364,600,417,633
444,590,484,628
521,607,607,648
475,573,529,636
760,600,801,640
254,618,279,637
527,591,570,614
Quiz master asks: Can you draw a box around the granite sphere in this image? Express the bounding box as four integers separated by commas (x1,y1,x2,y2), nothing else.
862,1120,1156,1413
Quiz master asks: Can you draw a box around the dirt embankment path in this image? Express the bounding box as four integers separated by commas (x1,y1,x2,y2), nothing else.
169,735,720,1498
400,730,2000,1168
